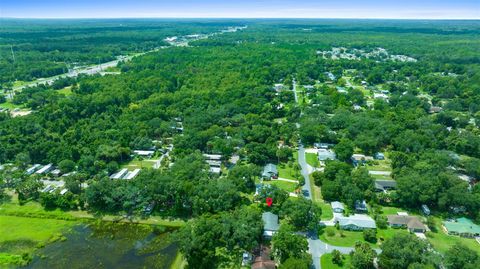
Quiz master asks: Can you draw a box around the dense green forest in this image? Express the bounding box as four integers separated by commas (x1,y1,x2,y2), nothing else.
0,19,244,82
1,19,480,269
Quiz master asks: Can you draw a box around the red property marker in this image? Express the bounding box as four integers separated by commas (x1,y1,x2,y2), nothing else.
266,197,273,207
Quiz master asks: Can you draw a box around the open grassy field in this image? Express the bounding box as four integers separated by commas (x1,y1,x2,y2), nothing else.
278,152,299,180
264,180,298,193
319,202,334,220
321,253,351,269
121,158,157,169
306,152,320,167
57,86,73,96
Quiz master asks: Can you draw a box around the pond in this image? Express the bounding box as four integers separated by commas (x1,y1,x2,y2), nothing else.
26,221,179,269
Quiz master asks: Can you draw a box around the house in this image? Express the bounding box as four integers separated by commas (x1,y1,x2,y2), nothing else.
355,200,368,213
331,201,345,213
35,164,54,175
314,143,333,149
337,214,376,231
273,83,285,92
374,180,397,192
351,154,373,166
374,152,385,160
443,218,480,238
123,169,141,180
262,212,280,238
262,164,278,180
204,154,223,174
203,154,222,160
50,169,62,177
133,150,155,158
110,168,129,179
387,215,427,233
336,86,347,94
326,72,336,81
25,164,41,175
373,93,389,99
251,246,275,269
317,149,336,161
429,106,443,114
421,204,431,216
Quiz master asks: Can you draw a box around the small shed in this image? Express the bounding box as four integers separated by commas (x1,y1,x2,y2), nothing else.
331,201,345,213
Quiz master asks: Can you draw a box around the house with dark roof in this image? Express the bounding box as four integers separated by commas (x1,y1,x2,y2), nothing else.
387,215,427,233
355,200,368,213
251,246,276,269
262,212,280,238
375,180,397,192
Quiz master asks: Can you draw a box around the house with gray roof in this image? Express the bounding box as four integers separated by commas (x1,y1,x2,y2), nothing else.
331,201,345,213
337,214,376,230
318,149,336,161
262,212,280,238
262,163,278,180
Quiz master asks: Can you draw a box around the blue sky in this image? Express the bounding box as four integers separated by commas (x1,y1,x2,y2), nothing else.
1,0,479,19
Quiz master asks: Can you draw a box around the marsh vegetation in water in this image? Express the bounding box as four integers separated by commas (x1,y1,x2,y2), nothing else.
26,221,178,269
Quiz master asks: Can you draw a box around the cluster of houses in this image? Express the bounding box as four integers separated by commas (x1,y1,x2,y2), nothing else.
25,163,56,176
203,154,222,174
330,200,377,230
317,47,417,63
330,200,428,237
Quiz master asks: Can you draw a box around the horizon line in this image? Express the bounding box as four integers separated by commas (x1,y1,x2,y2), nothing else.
1,17,480,20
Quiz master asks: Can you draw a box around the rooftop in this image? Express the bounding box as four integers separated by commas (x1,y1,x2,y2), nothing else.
443,218,480,234
337,214,376,229
262,212,280,232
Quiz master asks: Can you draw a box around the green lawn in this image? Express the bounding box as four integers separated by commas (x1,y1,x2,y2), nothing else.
277,152,299,180
0,215,74,266
379,206,405,216
426,217,480,255
57,86,73,96
320,226,409,248
319,202,334,220
321,253,351,269
366,159,391,172
320,227,369,247
0,101,21,110
121,159,156,169
306,152,319,167
264,180,298,193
